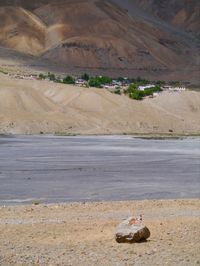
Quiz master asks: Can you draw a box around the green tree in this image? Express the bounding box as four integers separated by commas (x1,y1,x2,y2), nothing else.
63,75,75,84
156,80,165,86
88,77,102,88
99,76,112,84
48,72,56,81
88,76,112,88
127,83,138,94
81,73,90,81
129,90,144,100
39,73,45,79
117,77,125,82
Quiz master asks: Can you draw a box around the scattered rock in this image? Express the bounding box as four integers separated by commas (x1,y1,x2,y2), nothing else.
115,216,150,243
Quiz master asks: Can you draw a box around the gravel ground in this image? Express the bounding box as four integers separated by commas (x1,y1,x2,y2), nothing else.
0,199,200,266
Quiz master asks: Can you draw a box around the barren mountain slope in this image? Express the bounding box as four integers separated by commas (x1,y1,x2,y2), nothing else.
132,0,200,34
0,73,200,134
0,6,46,55
0,0,199,82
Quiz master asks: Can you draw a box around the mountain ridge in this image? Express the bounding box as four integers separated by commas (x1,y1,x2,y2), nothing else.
0,0,199,82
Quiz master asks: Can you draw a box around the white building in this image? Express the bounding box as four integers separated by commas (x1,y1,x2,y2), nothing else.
162,86,186,91
75,79,86,86
112,80,122,87
169,87,186,91
138,84,155,91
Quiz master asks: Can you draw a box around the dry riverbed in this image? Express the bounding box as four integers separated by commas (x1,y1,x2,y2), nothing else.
0,199,200,266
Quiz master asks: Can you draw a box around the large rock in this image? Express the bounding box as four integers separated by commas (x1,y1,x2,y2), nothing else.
115,216,150,243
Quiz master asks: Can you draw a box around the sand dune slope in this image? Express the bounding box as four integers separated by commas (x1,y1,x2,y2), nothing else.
0,74,200,134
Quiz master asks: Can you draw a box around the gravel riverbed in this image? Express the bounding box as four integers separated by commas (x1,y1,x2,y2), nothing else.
0,199,200,266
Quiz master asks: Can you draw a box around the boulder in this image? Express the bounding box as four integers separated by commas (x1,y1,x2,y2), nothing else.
115,216,150,243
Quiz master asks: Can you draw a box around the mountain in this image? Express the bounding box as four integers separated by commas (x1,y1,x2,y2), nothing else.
0,0,199,83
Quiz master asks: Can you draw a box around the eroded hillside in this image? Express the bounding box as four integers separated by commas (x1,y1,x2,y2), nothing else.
0,73,200,134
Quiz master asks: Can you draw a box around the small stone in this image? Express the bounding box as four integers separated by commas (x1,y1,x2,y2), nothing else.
115,216,150,243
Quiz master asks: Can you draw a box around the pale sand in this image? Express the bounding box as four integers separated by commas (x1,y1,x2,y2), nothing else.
0,73,200,135
0,199,200,265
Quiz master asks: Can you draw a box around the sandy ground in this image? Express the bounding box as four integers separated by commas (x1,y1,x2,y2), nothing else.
0,73,200,135
0,199,200,266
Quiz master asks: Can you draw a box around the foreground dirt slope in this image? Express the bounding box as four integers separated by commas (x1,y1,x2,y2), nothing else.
0,199,199,265
0,73,200,135
0,0,199,82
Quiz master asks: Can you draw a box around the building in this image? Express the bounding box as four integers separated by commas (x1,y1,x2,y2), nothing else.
138,84,155,91
169,87,186,91
162,86,186,91
111,80,122,87
75,79,87,86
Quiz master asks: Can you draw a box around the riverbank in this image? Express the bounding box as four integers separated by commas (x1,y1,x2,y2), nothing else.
0,199,199,266
54,132,200,138
1,132,200,138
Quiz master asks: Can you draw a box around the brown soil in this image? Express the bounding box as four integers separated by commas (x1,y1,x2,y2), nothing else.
0,199,199,265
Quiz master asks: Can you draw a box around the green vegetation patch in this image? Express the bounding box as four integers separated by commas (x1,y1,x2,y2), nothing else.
88,76,112,88
127,83,162,100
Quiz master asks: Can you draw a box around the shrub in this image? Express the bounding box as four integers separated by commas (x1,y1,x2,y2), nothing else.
32,200,40,205
0,69,8,75
129,90,144,100
39,73,46,79
114,88,121,95
48,72,56,81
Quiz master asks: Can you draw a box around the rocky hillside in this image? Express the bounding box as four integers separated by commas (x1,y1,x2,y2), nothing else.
0,0,199,82
133,0,200,34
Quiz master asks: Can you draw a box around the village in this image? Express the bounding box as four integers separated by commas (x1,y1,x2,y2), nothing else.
0,69,186,100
